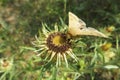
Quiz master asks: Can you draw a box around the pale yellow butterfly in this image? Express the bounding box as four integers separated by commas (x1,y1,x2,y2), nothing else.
68,12,108,38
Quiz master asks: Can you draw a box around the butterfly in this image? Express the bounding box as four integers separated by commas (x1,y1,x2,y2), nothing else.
68,12,108,38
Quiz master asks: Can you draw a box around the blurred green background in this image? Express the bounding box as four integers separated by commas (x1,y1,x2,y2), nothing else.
0,0,120,80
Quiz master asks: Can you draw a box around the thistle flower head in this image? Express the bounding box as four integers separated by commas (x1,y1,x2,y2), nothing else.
0,58,13,73
32,23,78,67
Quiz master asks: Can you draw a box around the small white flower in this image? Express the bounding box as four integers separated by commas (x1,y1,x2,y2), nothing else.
0,58,13,73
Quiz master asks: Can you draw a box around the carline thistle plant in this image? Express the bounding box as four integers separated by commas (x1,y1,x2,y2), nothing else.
0,58,13,73
32,23,78,67
32,12,108,67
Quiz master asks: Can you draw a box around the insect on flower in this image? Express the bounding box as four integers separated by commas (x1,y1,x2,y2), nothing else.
32,12,108,67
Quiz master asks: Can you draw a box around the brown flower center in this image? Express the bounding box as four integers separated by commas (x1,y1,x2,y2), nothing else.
46,32,71,53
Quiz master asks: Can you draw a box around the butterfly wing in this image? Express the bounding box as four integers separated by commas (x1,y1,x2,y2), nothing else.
68,12,86,36
69,12,86,29
77,27,108,38
68,12,108,38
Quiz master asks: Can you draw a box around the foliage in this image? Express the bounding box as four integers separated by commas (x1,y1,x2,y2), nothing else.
0,0,120,80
